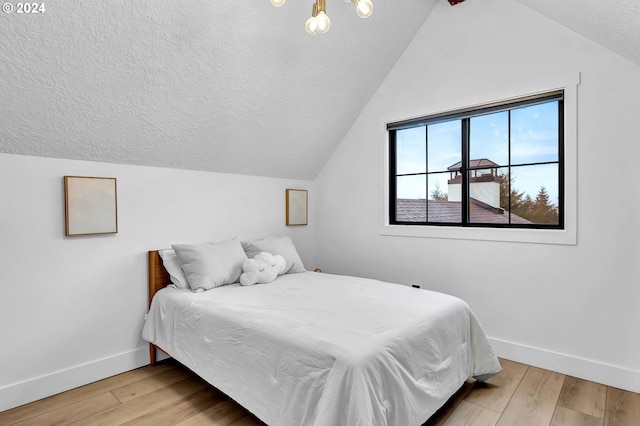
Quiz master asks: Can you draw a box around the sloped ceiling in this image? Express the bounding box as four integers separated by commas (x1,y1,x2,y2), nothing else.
1,0,639,180
0,0,436,179
515,0,640,66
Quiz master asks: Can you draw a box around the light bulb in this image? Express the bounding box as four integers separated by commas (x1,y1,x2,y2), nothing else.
316,11,330,33
305,16,319,35
269,0,286,6
356,0,373,18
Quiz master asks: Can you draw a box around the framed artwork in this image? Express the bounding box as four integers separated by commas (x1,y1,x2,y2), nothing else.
64,176,118,236
286,189,308,226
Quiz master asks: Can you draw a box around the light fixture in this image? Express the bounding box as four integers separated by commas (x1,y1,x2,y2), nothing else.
350,0,373,19
305,3,319,35
271,0,373,35
305,1,331,35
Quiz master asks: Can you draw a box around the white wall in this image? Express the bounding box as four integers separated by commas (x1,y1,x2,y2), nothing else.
0,153,315,411
315,0,640,392
2,0,639,413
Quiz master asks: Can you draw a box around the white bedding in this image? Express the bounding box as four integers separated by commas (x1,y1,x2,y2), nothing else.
142,272,501,426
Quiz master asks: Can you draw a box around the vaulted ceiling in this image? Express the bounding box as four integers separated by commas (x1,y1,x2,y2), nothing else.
516,0,640,66
1,0,638,180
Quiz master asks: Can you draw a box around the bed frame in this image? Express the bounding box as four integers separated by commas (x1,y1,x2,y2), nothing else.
147,250,171,365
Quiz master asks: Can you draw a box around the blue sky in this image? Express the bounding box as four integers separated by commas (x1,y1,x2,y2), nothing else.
395,101,560,205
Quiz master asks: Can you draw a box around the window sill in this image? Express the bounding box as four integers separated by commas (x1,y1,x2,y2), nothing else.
380,224,576,245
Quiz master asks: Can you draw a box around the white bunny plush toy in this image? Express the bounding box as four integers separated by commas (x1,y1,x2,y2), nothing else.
239,252,286,286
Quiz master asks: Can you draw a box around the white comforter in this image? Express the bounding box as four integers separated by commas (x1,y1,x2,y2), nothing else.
142,272,500,426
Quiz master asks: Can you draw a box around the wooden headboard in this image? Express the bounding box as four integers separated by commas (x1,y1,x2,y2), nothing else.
147,250,171,365
148,250,171,308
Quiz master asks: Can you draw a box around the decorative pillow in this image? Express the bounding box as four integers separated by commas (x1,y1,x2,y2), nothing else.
239,253,282,286
172,239,247,291
158,249,189,290
255,252,286,276
241,236,305,274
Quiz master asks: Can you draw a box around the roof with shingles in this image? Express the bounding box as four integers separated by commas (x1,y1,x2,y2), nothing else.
395,199,532,224
447,158,499,171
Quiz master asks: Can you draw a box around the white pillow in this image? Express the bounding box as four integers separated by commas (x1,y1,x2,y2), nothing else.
241,236,305,274
172,239,248,291
158,249,189,289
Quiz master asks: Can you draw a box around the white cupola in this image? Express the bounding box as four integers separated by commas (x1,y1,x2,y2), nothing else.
447,159,501,208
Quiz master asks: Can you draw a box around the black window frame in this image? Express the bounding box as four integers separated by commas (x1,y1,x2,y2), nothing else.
388,91,565,229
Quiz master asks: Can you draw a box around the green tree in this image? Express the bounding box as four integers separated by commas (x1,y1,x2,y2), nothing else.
431,182,448,201
530,186,558,224
498,173,557,224
498,173,528,213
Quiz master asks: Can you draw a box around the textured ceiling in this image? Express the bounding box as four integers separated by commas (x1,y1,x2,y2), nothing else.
1,0,639,180
0,0,436,179
515,0,640,66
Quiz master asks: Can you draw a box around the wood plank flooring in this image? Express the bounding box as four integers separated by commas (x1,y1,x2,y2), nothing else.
1,358,639,426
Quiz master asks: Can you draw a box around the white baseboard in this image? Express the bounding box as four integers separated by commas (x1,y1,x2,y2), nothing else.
0,347,149,412
490,337,640,393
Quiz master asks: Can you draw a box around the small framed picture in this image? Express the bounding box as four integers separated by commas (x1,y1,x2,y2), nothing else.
286,189,308,226
64,176,118,236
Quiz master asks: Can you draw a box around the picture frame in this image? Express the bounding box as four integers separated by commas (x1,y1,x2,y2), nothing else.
64,176,118,236
286,189,308,226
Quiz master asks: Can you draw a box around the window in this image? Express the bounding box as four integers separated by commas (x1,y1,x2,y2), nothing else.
388,91,564,229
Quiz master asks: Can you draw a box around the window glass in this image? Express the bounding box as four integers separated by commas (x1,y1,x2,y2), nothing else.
396,127,426,175
511,102,559,165
428,172,460,223
470,111,509,166
388,92,563,229
427,120,461,173
396,175,426,200
510,164,560,225
395,190,426,223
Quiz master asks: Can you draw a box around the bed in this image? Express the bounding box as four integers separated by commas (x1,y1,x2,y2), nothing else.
142,249,501,426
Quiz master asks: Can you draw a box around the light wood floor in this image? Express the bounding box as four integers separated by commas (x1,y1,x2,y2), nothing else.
1,358,639,426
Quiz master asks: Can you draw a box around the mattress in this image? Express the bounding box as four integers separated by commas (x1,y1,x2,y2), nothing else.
142,271,501,426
